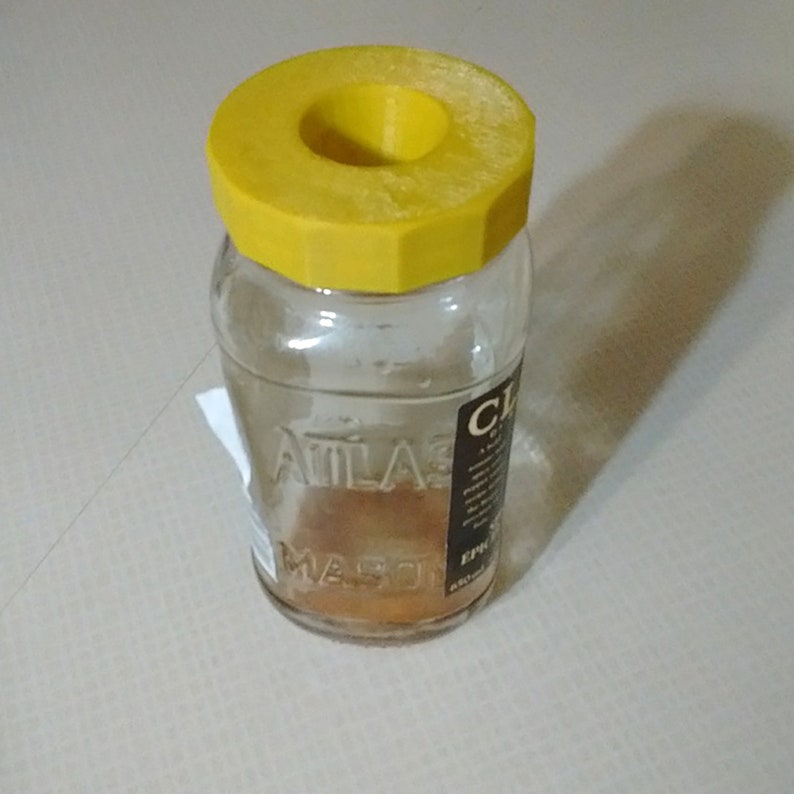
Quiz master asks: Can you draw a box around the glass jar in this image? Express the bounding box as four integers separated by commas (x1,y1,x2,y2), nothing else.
207,46,535,642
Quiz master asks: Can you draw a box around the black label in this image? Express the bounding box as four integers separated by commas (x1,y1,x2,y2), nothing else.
445,362,522,595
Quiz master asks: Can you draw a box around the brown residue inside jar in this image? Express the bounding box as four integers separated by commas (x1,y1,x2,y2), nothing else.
271,484,495,624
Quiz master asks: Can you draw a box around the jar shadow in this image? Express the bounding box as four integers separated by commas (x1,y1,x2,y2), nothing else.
495,107,793,597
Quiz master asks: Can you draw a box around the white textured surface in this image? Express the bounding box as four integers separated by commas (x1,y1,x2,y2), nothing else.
2,2,794,792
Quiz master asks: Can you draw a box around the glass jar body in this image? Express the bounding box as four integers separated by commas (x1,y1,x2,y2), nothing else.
211,233,531,642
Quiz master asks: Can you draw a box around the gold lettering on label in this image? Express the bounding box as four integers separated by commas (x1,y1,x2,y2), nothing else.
501,380,518,420
467,380,519,438
468,397,500,437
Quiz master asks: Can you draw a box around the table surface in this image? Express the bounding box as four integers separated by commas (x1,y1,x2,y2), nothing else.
3,2,794,792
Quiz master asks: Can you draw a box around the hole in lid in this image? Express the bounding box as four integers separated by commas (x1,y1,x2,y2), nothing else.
300,84,449,167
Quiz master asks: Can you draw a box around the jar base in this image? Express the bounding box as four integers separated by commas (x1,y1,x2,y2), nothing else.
251,554,494,645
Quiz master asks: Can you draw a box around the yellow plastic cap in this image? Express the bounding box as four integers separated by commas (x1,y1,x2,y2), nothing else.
206,46,535,293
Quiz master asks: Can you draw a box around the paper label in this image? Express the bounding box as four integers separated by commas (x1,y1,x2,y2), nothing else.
445,363,522,595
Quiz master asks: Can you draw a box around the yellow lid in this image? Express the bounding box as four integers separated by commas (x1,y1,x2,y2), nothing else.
206,46,535,293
